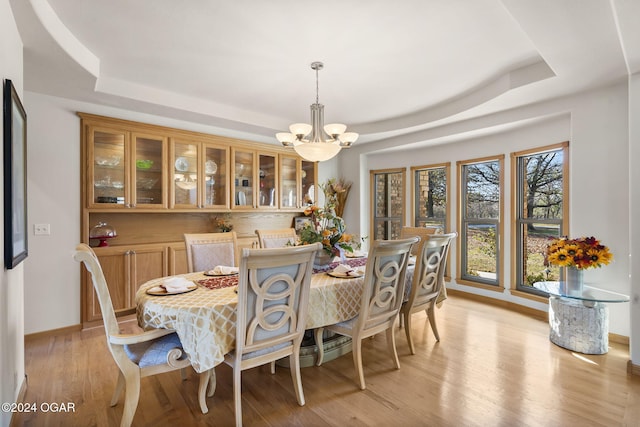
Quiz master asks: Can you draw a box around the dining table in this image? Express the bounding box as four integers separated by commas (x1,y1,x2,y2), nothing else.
136,257,370,373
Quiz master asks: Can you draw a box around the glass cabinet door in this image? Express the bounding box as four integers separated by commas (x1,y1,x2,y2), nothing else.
280,155,298,209
232,149,255,208
171,140,200,208
259,153,277,209
203,144,228,208
89,127,128,208
132,133,167,208
301,160,316,207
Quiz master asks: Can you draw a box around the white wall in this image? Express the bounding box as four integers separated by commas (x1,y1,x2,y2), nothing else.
1,0,25,424
338,82,632,337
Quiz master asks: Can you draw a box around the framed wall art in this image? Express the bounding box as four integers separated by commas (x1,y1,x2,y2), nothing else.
4,79,28,269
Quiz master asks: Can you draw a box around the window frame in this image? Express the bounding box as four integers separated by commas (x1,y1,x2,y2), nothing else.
510,142,569,299
370,168,406,241
456,155,505,290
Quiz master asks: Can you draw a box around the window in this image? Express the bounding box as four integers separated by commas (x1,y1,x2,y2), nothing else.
512,142,568,294
411,163,449,231
371,168,405,240
457,156,504,287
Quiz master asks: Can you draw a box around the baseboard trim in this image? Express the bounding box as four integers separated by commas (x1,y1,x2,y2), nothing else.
24,324,82,342
448,289,630,345
628,360,640,376
447,288,547,320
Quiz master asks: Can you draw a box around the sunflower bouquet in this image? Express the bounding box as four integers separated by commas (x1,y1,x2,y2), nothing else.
546,236,613,269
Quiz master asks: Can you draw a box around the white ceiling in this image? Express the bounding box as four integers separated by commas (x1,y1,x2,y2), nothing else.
10,0,640,146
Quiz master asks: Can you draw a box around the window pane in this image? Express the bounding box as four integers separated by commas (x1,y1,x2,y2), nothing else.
465,162,500,219
465,223,498,280
522,152,563,220
414,167,446,228
375,174,387,217
389,172,404,217
372,170,404,240
521,223,562,286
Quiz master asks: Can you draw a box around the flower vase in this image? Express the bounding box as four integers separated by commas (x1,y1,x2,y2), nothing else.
314,252,334,270
566,266,584,296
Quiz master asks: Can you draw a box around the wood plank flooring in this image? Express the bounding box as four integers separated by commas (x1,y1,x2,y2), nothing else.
12,295,640,426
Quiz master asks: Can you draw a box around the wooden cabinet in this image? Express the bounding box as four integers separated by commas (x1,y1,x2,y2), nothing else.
83,244,168,322
80,113,312,325
280,155,318,208
170,138,230,209
231,148,278,210
86,124,168,209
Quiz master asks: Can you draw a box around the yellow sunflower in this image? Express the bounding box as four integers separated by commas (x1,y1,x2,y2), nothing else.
547,249,573,267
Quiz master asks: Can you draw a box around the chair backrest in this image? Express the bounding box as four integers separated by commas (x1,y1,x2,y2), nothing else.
406,232,457,310
255,228,297,249
357,237,419,332
400,226,439,256
235,242,322,361
184,232,238,272
74,243,121,353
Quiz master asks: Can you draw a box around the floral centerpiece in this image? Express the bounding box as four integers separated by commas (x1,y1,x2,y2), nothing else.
298,195,353,259
546,236,613,293
546,236,613,269
320,178,352,218
213,214,233,232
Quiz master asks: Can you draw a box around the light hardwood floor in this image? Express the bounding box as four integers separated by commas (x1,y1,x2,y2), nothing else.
13,295,640,426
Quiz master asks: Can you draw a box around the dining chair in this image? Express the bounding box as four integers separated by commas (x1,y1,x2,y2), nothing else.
255,227,298,248
73,243,212,427
184,232,238,272
400,232,457,354
400,226,440,257
220,242,322,427
314,236,419,390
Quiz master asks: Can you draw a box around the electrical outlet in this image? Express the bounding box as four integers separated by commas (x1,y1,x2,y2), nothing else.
34,223,51,235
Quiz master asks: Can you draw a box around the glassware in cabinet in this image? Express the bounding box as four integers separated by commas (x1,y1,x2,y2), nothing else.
203,144,228,208
301,160,317,206
258,153,277,209
279,155,298,208
89,128,128,207
132,133,167,208
232,149,255,208
171,141,199,208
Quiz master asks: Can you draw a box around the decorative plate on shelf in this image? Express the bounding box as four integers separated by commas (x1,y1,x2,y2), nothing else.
205,160,218,174
175,157,189,172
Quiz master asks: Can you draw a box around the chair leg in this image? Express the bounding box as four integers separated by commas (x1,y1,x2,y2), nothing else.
180,368,187,381
111,371,125,407
270,361,276,374
352,337,366,390
233,367,243,427
386,327,401,370
426,306,440,341
404,311,416,355
198,370,212,414
289,349,305,406
120,372,141,427
314,328,325,366
207,368,217,397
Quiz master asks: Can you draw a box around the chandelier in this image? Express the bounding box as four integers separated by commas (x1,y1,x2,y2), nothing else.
276,61,358,162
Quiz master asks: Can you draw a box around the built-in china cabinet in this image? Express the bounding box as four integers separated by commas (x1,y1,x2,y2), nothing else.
79,113,317,326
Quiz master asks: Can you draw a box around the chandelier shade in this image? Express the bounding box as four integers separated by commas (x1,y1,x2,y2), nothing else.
276,61,358,162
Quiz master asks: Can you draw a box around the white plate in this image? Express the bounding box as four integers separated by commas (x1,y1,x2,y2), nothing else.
205,160,218,174
237,191,246,205
146,283,197,296
204,271,239,277
345,252,365,258
175,157,189,172
327,269,364,278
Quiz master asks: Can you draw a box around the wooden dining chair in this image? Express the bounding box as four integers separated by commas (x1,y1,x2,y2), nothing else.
255,227,298,248
314,236,419,390
184,232,238,272
218,242,321,427
400,232,457,354
73,243,212,427
400,226,440,257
